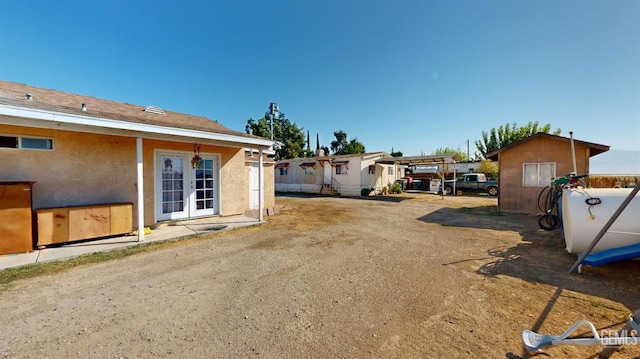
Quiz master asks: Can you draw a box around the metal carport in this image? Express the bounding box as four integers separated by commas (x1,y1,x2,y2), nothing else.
374,155,456,198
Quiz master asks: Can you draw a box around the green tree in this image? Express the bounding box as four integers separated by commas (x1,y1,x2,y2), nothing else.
433,147,468,162
342,138,366,155
390,148,403,157
330,130,348,154
476,159,499,179
245,112,307,160
475,121,561,159
330,130,366,155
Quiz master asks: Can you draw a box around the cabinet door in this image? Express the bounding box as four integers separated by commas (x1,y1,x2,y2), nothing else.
68,206,110,241
110,203,133,235
0,184,33,254
36,208,70,246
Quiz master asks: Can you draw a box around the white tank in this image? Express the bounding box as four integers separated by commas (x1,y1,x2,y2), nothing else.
562,188,640,254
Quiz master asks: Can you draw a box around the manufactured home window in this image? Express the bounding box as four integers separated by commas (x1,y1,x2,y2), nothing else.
336,164,347,175
368,165,375,175
523,162,556,187
279,167,288,176
304,167,314,176
388,167,393,175
0,135,53,150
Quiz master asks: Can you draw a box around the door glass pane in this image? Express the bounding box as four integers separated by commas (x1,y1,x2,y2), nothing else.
161,156,184,214
195,159,215,210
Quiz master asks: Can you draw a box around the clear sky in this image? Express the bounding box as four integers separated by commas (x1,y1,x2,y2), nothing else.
1,0,639,159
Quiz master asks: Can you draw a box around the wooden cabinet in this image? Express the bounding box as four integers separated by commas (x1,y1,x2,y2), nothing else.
0,182,36,254
36,203,133,247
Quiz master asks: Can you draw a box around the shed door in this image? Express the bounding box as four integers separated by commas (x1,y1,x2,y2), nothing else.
248,163,263,210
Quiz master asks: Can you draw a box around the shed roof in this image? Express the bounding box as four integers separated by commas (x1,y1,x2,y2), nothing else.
485,132,609,161
0,80,273,149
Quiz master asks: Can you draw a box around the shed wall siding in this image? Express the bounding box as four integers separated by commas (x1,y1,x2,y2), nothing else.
498,137,591,214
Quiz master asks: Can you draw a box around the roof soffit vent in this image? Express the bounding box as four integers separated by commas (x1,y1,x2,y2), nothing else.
144,105,165,115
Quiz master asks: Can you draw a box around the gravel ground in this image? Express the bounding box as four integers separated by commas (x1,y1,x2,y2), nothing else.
0,193,638,358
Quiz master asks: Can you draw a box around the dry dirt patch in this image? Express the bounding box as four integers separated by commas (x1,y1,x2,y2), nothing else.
0,193,638,358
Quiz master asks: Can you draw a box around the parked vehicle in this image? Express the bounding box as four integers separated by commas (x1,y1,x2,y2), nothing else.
443,173,499,196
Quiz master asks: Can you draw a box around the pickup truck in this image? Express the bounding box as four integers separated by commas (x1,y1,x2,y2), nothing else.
443,173,499,196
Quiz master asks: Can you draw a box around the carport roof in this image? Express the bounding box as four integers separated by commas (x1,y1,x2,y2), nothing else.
375,154,455,165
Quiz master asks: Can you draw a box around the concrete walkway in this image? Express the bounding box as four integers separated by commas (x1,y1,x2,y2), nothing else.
0,215,264,271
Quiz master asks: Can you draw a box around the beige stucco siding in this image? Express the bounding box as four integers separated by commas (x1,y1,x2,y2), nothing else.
1,124,275,227
243,160,275,210
143,139,249,221
263,164,275,208
0,124,138,210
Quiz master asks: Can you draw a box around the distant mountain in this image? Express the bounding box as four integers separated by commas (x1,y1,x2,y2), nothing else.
590,149,640,175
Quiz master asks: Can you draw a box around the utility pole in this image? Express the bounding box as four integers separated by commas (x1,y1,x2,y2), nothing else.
268,102,279,140
466,139,470,161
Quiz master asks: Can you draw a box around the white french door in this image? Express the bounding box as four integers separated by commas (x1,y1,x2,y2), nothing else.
156,151,219,221
191,157,218,217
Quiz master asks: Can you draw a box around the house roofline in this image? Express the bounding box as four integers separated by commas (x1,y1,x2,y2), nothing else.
0,104,274,149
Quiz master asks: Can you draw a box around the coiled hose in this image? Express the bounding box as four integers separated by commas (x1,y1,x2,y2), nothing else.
537,183,563,230
537,174,588,231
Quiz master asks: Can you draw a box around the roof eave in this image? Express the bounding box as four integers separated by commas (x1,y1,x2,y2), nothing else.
0,104,274,149
485,132,610,159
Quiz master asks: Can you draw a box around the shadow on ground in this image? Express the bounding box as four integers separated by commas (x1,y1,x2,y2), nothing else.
276,192,414,202
420,205,640,359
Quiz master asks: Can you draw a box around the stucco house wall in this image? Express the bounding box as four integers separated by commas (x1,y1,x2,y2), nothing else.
143,139,255,223
0,80,276,241
0,125,270,227
0,124,137,209
243,151,275,212
488,133,609,215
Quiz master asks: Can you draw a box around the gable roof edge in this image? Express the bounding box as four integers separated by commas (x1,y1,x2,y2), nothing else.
485,132,610,160
0,103,274,149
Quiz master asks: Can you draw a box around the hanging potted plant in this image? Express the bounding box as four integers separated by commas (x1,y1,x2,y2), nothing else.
191,144,203,169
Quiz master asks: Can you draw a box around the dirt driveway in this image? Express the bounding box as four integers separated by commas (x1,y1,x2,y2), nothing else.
0,193,639,358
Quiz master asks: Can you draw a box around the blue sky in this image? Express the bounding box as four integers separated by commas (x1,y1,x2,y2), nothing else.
1,0,639,163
